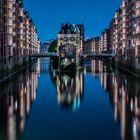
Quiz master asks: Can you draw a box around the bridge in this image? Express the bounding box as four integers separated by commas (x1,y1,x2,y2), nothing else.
81,53,115,58
31,52,115,58
31,53,59,58
30,52,115,71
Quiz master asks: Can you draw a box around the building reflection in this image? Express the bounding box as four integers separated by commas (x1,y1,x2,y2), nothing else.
57,71,84,111
50,64,84,111
0,61,39,140
88,59,140,140
84,59,113,76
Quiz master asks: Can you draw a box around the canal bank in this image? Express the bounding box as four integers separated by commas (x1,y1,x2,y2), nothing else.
0,58,37,83
115,56,140,78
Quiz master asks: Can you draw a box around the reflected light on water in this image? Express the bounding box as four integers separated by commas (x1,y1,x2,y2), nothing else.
0,58,139,140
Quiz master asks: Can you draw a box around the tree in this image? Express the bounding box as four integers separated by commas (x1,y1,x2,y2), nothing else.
48,40,58,53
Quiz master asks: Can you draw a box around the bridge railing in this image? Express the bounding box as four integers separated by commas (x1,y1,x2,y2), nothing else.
31,52,59,57
81,52,115,57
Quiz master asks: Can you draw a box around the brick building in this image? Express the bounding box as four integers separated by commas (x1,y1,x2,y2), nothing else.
0,0,40,70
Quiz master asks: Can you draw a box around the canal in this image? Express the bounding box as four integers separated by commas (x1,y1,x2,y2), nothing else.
0,58,140,140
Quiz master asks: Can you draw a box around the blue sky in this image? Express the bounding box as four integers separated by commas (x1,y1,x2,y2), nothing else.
24,0,121,42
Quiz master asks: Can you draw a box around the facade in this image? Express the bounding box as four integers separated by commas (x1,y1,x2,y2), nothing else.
83,0,140,62
99,29,110,53
109,18,115,54
0,0,40,70
15,0,24,63
84,39,91,53
135,0,140,56
84,37,100,54
108,8,122,55
24,11,30,59
78,24,84,53
109,0,140,57
108,0,140,72
82,0,140,72
58,23,84,57
2,0,15,67
29,19,40,55
0,0,3,65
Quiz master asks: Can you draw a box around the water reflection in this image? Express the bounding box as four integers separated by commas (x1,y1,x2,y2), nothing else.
0,61,39,140
49,58,140,140
108,72,140,140
0,58,139,140
50,64,84,111
84,59,140,140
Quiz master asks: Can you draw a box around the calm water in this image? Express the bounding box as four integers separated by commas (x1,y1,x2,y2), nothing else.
0,58,140,140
